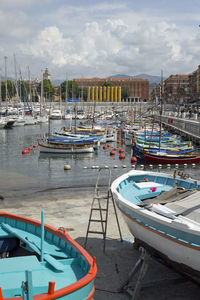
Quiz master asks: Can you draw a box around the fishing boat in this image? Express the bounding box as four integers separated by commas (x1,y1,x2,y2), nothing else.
143,151,200,164
111,170,200,276
38,140,95,153
0,211,97,299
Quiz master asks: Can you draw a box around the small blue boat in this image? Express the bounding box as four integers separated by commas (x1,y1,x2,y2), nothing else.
0,211,97,299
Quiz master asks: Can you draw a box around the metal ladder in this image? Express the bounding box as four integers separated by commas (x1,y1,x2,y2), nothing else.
84,167,122,253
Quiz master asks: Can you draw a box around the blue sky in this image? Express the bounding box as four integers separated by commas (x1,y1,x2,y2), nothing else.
0,0,200,81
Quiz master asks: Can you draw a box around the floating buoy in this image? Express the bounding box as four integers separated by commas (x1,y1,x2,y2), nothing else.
113,147,118,151
103,145,107,150
140,164,144,169
158,164,162,169
64,164,71,170
22,149,29,155
121,139,125,144
149,164,153,169
114,165,118,168
110,150,116,155
33,144,38,148
183,163,187,168
175,164,179,169
107,144,111,148
132,164,136,169
167,164,171,169
117,140,121,144
131,156,137,163
119,148,124,153
119,153,125,159
122,165,127,168
41,138,45,141
192,163,196,168
28,147,32,151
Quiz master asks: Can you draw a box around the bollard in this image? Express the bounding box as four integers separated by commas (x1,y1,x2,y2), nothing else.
175,164,179,169
183,163,187,168
167,164,171,169
140,164,144,170
149,164,153,169
192,163,196,168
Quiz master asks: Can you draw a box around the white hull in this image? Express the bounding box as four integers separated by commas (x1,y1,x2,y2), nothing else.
122,210,200,272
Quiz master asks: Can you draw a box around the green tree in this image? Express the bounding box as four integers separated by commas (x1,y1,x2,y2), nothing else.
37,79,54,101
102,81,114,87
121,87,129,98
60,80,80,101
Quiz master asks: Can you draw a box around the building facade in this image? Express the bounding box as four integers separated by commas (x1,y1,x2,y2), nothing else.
74,77,149,102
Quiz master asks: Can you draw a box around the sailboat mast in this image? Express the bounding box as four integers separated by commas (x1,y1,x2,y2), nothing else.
4,56,8,115
159,69,163,151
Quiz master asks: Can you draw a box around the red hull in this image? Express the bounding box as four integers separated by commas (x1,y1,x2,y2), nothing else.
144,153,200,164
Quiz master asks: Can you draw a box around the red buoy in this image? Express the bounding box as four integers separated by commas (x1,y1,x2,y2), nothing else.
121,138,125,144
22,149,29,155
117,140,121,144
107,144,111,148
28,147,32,151
110,150,116,156
113,147,118,151
41,138,45,141
131,156,137,163
33,144,38,148
119,153,125,159
119,148,124,153
103,145,107,150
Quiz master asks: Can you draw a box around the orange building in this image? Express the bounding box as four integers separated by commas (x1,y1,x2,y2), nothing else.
74,77,149,102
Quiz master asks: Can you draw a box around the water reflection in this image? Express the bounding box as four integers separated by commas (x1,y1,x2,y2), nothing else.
39,152,94,161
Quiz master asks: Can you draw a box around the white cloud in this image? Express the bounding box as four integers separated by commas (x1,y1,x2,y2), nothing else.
1,1,200,79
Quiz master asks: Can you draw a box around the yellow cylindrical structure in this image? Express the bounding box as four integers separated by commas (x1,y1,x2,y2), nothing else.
118,86,121,102
111,87,114,102
95,86,98,102
103,86,106,102
87,87,91,102
99,87,102,102
114,86,118,102
92,87,95,102
107,87,110,102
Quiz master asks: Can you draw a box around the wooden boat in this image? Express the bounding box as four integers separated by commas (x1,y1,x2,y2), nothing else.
0,211,97,299
38,141,95,153
143,151,200,164
111,170,200,276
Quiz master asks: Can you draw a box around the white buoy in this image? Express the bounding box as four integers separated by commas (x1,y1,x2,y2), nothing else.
114,165,118,168
132,164,136,169
149,164,153,169
140,164,144,169
83,166,88,169
192,163,196,168
167,164,171,169
104,165,109,169
122,165,127,168
64,164,71,170
183,163,187,168
158,164,162,169
175,164,179,169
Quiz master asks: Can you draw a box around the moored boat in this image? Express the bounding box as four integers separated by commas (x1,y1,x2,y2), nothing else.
111,170,200,276
0,211,97,299
143,151,200,164
38,141,95,153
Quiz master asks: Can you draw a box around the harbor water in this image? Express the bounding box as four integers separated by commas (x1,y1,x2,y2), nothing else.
1,120,200,205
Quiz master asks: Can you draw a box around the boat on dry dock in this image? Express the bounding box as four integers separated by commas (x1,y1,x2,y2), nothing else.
0,211,97,299
111,170,200,277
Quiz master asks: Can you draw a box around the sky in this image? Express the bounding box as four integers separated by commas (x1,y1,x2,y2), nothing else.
1,0,200,81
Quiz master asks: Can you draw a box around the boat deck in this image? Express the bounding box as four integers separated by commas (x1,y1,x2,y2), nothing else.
166,190,200,223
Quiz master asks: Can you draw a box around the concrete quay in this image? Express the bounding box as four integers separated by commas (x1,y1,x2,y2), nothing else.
155,113,200,144
0,188,199,300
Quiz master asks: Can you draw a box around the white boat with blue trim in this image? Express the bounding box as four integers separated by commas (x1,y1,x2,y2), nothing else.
111,170,200,276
